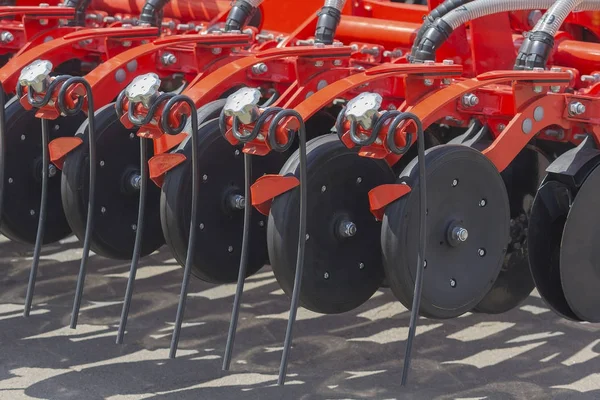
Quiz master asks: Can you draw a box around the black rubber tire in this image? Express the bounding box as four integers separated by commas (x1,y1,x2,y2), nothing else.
382,145,510,319
1,97,85,244
267,134,395,314
60,102,165,259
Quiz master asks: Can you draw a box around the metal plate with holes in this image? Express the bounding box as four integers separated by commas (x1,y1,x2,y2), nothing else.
268,135,394,314
381,145,510,319
61,103,164,259
560,164,600,322
527,179,581,321
1,97,85,244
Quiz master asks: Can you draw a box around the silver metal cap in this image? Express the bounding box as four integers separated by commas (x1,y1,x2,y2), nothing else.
125,73,161,108
345,92,382,130
223,87,261,125
18,60,53,93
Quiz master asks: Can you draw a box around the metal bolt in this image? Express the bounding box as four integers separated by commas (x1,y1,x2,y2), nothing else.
424,60,435,66
234,149,240,156
450,278,457,288
129,133,135,139
317,80,328,90
423,79,434,86
99,160,105,167
228,245,234,253
452,227,469,242
522,118,533,134
478,248,486,257
497,123,506,132
161,52,177,66
122,41,132,47
8,177,13,184
359,262,365,270
443,59,454,65
251,63,268,75
229,194,245,210
333,59,343,66
442,78,452,85
356,177,362,184
54,124,60,131
199,223,204,230
339,221,357,238
48,164,57,178
545,128,564,139
314,60,324,67
211,47,222,55
533,106,544,122
20,134,25,141
130,174,141,190
533,86,543,93
0,31,14,43
259,220,264,227
479,199,487,207
550,86,561,93
321,185,327,193
423,260,427,268
581,74,600,83
30,209,35,216
39,19,48,26
305,234,310,240
452,179,458,187
569,101,586,116
131,224,137,231
361,47,380,57
323,272,330,279
462,93,479,107
202,174,208,182
100,206,106,214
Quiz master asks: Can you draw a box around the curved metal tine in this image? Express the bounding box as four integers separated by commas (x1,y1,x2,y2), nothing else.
116,136,147,344
69,79,97,329
222,152,252,370
169,98,199,359
277,112,307,386
400,115,427,386
0,85,6,237
23,118,50,317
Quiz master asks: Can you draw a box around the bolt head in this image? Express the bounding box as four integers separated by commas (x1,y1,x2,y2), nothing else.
321,185,327,193
7,177,13,183
131,224,137,231
18,60,53,93
359,262,365,270
345,92,382,130
479,199,487,207
125,73,161,108
228,245,234,253
423,79,434,86
450,279,456,288
100,206,106,213
569,101,586,116
29,209,35,216
478,248,486,257
323,272,330,279
356,177,362,184
223,87,261,125
452,179,458,187
452,227,468,242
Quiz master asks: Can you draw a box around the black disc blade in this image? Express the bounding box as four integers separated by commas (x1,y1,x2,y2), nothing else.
1,97,85,244
382,145,510,319
560,163,600,322
61,103,164,259
474,147,549,314
161,118,286,283
528,179,580,321
268,134,394,314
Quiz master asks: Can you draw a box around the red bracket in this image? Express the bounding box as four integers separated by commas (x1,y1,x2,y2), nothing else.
250,174,300,216
368,183,411,220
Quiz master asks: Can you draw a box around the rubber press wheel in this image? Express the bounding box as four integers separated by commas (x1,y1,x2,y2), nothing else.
160,117,287,284
1,97,85,244
61,102,165,259
267,135,395,314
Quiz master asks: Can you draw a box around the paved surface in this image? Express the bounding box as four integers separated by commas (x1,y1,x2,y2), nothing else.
1,235,600,400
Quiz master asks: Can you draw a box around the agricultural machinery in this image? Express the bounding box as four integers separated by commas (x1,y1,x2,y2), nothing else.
2,0,600,389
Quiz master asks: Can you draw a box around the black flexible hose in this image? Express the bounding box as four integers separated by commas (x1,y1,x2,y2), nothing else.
139,0,170,28
56,77,97,329
64,0,91,27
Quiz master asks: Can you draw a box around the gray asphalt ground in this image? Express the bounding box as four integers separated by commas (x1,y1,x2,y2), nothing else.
1,235,600,400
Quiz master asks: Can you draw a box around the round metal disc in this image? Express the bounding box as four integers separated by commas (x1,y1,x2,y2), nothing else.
474,147,549,314
560,163,600,322
1,97,85,244
61,103,164,259
381,145,510,319
528,179,580,320
268,135,394,314
161,118,287,284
